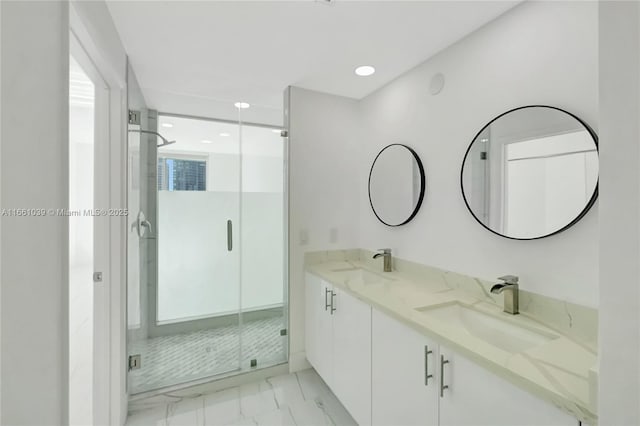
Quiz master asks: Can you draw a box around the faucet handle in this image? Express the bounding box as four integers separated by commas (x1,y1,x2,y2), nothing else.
377,248,391,254
497,275,519,285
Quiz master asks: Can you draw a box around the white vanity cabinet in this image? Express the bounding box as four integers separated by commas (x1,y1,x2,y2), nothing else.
306,273,580,426
305,273,372,425
438,345,577,426
372,308,439,426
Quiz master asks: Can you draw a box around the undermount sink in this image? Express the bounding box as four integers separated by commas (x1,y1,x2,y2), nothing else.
331,267,392,286
416,302,558,353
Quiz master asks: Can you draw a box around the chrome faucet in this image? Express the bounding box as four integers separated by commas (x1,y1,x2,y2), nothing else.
490,275,519,315
373,248,392,272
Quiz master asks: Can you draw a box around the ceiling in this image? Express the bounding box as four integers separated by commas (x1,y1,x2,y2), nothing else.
107,1,520,125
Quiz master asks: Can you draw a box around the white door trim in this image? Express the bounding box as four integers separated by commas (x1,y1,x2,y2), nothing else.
69,31,110,426
69,4,128,425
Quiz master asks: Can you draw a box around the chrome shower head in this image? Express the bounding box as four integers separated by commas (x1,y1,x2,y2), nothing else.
128,129,177,148
158,140,176,148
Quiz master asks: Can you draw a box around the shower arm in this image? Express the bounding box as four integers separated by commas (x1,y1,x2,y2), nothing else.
128,129,176,148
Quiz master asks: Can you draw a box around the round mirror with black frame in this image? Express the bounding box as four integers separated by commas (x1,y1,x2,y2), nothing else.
460,105,599,240
368,144,426,227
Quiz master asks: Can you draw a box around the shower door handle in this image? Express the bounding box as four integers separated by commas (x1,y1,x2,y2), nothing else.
227,220,233,251
133,211,152,238
140,219,152,236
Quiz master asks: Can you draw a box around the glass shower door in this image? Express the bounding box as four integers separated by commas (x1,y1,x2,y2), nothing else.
126,102,288,394
238,118,288,371
152,116,243,389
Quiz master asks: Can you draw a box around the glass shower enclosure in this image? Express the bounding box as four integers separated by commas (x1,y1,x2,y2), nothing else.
126,63,288,395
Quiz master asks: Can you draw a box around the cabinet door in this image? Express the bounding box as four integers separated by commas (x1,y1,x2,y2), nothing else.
371,309,439,426
332,287,372,425
304,273,334,385
439,345,577,426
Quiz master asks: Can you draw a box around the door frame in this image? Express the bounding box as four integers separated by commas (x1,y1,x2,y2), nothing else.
69,32,110,426
69,4,128,425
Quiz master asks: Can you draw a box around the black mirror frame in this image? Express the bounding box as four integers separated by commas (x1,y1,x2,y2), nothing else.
460,105,599,241
368,143,426,227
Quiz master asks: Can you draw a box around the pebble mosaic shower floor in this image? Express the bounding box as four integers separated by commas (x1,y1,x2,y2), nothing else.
129,316,287,394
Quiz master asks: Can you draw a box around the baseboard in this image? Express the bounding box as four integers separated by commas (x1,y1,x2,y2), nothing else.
288,351,311,373
120,394,128,426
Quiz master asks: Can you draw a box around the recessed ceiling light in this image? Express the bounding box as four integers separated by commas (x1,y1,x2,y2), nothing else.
272,129,281,134
201,140,213,144
234,102,250,109
355,65,375,77
161,123,173,128
219,132,230,137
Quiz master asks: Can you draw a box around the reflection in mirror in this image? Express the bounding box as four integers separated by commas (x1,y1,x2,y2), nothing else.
461,106,598,240
369,144,425,226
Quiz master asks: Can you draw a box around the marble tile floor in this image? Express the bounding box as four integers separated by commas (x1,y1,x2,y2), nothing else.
126,368,357,426
129,317,287,394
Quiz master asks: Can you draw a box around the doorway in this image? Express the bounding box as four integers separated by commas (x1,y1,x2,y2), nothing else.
68,35,110,426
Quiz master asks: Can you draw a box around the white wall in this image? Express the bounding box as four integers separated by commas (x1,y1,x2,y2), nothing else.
357,1,599,307
1,1,69,423
1,1,128,423
598,2,640,424
287,87,361,370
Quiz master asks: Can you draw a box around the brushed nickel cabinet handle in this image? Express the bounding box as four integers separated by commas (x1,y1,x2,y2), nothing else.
440,355,449,397
425,345,433,385
330,291,336,314
227,220,233,251
325,288,332,311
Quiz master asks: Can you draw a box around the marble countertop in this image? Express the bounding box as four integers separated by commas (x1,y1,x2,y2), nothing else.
306,259,598,425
